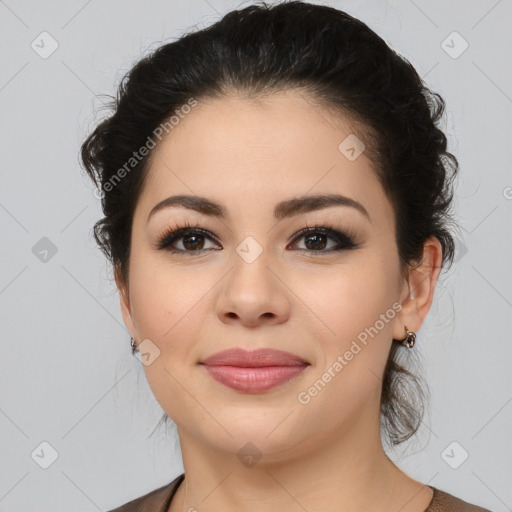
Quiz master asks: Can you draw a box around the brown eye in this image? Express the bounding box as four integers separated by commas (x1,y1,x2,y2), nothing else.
288,226,358,253
180,233,206,250
156,223,358,255
303,232,329,251
157,227,221,253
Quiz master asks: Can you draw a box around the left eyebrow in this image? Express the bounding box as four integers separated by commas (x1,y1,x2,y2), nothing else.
146,193,371,224
274,193,371,223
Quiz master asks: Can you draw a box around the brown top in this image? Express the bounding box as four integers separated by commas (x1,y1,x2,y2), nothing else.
106,473,493,512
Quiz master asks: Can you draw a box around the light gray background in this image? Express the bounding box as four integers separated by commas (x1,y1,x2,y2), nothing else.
1,0,511,510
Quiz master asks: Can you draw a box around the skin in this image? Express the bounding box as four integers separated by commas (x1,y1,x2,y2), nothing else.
115,90,443,512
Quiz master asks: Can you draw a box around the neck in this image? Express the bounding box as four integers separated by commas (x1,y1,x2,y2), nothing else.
169,407,431,512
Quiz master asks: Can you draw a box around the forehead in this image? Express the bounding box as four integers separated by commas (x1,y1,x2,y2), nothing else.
135,91,391,225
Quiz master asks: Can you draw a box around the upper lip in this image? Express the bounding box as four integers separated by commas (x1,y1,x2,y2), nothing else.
200,348,310,367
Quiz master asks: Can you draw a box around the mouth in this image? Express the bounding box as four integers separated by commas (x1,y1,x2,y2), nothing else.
199,348,310,393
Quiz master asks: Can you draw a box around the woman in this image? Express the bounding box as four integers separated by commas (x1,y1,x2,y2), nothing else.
81,1,493,511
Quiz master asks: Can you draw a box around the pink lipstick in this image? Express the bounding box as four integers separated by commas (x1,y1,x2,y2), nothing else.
199,348,310,393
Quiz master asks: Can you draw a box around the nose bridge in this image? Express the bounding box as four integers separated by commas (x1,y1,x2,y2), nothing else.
214,232,288,323
229,233,275,294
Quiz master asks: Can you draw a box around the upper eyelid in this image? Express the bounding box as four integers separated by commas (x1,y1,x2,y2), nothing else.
158,224,350,240
156,224,357,250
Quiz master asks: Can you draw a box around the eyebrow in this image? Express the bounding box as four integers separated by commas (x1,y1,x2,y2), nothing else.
147,193,371,223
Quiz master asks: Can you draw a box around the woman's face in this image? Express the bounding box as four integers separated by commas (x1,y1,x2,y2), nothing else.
118,91,414,461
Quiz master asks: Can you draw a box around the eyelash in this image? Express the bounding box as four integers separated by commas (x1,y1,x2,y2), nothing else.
154,220,360,255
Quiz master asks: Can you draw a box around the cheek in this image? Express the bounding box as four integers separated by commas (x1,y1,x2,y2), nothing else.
292,259,397,430
128,249,203,338
296,251,399,378
310,254,398,334
127,248,227,359
128,256,209,421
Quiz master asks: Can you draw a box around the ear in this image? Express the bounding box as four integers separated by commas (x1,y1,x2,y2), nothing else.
392,236,443,341
114,265,136,338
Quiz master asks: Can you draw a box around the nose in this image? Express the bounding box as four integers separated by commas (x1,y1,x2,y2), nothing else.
215,249,290,328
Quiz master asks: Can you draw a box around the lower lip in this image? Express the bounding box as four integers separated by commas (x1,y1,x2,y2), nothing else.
201,365,308,393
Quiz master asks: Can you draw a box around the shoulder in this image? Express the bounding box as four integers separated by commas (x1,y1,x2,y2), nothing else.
105,474,184,512
427,486,493,512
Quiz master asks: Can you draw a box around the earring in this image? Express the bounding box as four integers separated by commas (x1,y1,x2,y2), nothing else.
130,336,137,354
400,326,416,348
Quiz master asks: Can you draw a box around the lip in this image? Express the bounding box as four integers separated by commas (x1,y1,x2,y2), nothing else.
200,348,309,367
199,348,310,393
